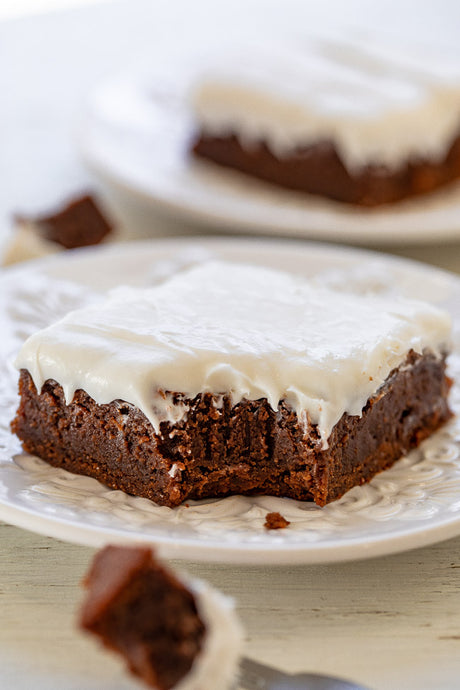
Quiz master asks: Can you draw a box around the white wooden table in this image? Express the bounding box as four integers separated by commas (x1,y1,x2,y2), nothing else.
1,523,460,690
2,2,460,689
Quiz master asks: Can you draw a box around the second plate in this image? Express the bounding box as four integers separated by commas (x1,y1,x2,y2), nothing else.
79,70,460,245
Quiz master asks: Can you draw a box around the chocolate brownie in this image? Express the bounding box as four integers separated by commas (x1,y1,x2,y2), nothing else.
80,545,242,690
190,37,460,205
11,261,453,507
15,194,113,249
12,350,452,508
192,133,460,206
80,546,206,690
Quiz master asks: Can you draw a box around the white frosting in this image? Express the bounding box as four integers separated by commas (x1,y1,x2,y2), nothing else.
191,36,460,170
175,578,243,690
15,261,451,445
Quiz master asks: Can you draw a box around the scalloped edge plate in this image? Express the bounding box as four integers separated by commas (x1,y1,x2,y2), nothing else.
2,236,460,564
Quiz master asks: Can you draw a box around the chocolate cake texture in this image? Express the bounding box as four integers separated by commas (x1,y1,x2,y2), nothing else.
12,351,452,508
193,133,460,206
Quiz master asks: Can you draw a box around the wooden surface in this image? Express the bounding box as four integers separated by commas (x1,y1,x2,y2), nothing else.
1,521,460,690
2,2,460,689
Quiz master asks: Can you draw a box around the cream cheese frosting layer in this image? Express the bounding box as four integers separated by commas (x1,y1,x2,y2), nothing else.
191,37,460,170
176,578,243,690
15,261,451,444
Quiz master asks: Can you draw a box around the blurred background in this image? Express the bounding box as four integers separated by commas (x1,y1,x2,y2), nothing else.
1,0,112,19
2,0,460,262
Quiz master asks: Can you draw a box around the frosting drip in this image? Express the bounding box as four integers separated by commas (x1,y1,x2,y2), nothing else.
191,36,460,170
15,261,451,445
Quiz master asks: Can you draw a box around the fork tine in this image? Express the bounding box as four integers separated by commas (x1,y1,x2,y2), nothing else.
237,658,370,690
238,657,286,690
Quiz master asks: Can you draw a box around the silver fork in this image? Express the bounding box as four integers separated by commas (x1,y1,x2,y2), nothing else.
238,657,371,690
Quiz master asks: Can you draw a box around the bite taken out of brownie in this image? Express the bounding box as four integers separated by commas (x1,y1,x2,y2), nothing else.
13,349,452,508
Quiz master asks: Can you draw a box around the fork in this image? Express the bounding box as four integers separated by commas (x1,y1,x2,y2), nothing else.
238,657,371,690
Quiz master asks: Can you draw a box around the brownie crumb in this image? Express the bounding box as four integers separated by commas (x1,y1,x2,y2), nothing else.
264,512,290,530
15,193,113,249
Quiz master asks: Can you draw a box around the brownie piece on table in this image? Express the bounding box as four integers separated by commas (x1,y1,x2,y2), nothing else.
16,194,113,249
3,194,114,265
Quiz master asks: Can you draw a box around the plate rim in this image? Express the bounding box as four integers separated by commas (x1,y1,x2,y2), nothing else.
3,495,460,565
5,232,460,284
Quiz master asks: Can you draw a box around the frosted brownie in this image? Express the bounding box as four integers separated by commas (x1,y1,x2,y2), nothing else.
12,261,453,507
191,38,460,205
80,545,242,690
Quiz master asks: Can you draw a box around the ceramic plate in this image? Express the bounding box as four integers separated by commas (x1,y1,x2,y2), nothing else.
79,70,460,245
2,237,460,564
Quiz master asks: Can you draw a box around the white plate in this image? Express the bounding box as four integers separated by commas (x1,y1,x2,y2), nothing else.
2,236,460,564
80,70,460,245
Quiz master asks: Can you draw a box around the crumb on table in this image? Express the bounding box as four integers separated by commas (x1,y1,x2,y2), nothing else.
15,193,114,250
